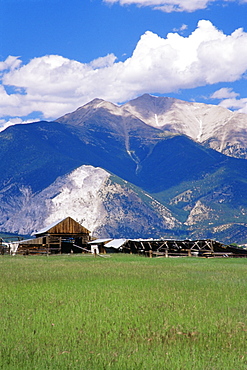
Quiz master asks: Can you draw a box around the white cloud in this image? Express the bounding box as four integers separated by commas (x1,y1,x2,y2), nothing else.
103,0,245,12
0,117,40,132
173,24,188,32
0,56,21,72
219,98,247,113
1,20,247,120
104,0,209,12
210,88,240,99
90,54,117,69
210,88,247,113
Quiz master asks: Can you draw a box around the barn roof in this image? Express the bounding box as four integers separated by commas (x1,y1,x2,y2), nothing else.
34,217,90,236
34,219,64,235
88,239,112,245
104,239,127,249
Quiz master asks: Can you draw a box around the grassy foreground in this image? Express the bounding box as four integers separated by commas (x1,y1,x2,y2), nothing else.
0,254,246,369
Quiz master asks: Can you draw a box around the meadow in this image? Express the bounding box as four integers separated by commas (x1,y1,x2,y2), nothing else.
0,254,246,369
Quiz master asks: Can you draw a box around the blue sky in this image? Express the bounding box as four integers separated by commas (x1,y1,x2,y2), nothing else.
0,0,247,129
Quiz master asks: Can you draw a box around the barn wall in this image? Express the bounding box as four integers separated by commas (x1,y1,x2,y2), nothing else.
47,217,89,235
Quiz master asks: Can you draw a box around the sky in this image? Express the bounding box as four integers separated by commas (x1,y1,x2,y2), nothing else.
0,0,247,130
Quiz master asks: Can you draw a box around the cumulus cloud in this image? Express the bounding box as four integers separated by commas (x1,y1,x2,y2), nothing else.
0,56,21,72
210,88,240,99
210,88,247,113
103,0,245,12
219,97,247,113
90,54,117,69
1,20,247,120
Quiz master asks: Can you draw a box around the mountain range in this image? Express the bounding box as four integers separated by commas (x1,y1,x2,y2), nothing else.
1,94,247,244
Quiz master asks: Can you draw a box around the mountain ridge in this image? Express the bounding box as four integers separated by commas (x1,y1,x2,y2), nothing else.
1,94,247,243
56,94,247,159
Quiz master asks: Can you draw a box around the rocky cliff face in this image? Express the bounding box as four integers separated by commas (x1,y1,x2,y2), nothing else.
0,165,179,238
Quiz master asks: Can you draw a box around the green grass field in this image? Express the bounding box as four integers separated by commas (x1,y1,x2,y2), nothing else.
0,254,246,369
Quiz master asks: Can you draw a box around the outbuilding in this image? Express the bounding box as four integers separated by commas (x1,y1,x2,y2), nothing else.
17,217,91,254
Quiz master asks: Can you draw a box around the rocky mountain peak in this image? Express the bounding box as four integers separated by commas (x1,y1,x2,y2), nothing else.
54,94,247,159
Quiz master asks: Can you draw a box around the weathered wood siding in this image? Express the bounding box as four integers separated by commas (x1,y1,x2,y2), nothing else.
19,237,44,245
44,217,90,235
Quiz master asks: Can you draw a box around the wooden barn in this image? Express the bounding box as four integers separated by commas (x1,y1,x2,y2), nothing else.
17,217,91,255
